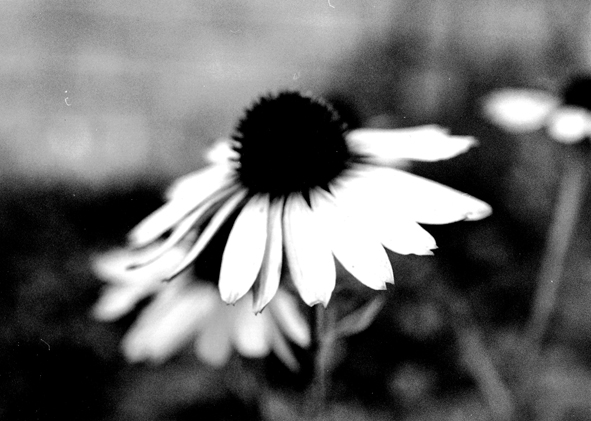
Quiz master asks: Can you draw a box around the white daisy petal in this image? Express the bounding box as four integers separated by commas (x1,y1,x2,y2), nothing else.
195,306,234,367
219,195,269,304
344,166,491,225
92,246,186,286
206,138,239,164
129,165,233,247
129,186,237,269
252,199,284,313
316,192,393,290
269,290,311,348
231,301,272,358
335,176,437,255
166,189,248,282
122,281,216,363
482,88,558,133
376,216,437,256
546,106,591,144
347,125,477,163
283,194,336,307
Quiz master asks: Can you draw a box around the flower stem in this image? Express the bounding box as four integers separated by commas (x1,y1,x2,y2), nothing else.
307,304,335,418
525,146,588,348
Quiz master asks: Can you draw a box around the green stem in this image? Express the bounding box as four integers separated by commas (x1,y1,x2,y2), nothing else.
525,148,588,348
307,304,335,418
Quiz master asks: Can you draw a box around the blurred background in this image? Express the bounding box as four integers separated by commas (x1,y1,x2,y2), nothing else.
1,1,591,420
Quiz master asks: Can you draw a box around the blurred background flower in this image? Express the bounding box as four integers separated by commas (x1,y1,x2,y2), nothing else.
92,245,311,370
483,75,591,143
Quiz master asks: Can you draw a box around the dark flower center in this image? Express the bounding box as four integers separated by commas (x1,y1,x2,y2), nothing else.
231,91,354,197
563,75,591,111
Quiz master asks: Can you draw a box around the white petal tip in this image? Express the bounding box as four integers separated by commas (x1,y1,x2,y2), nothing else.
220,289,244,306
306,298,330,308
464,203,493,221
252,301,268,315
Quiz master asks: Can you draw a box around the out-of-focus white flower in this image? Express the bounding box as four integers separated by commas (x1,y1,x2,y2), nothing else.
128,91,491,310
93,246,310,370
483,76,591,144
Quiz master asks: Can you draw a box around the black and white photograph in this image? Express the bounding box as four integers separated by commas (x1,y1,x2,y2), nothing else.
1,1,591,420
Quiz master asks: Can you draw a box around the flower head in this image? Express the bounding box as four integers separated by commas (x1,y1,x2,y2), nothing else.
483,75,591,144
128,91,491,310
93,246,310,370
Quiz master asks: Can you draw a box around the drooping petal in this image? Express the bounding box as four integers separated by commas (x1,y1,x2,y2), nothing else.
92,245,186,285
269,290,311,348
129,186,237,269
231,300,272,358
195,305,233,367
252,199,284,313
122,280,217,363
347,125,476,164
219,195,269,304
482,88,558,133
165,188,248,282
283,194,336,307
129,165,233,247
342,166,491,225
546,106,591,144
316,191,393,290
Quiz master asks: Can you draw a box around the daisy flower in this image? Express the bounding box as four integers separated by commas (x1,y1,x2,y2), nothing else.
483,75,591,143
92,245,310,370
128,91,492,311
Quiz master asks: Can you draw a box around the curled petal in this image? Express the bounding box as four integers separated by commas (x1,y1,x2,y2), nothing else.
165,189,248,282
129,165,233,247
129,186,236,269
347,125,476,164
92,246,186,285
